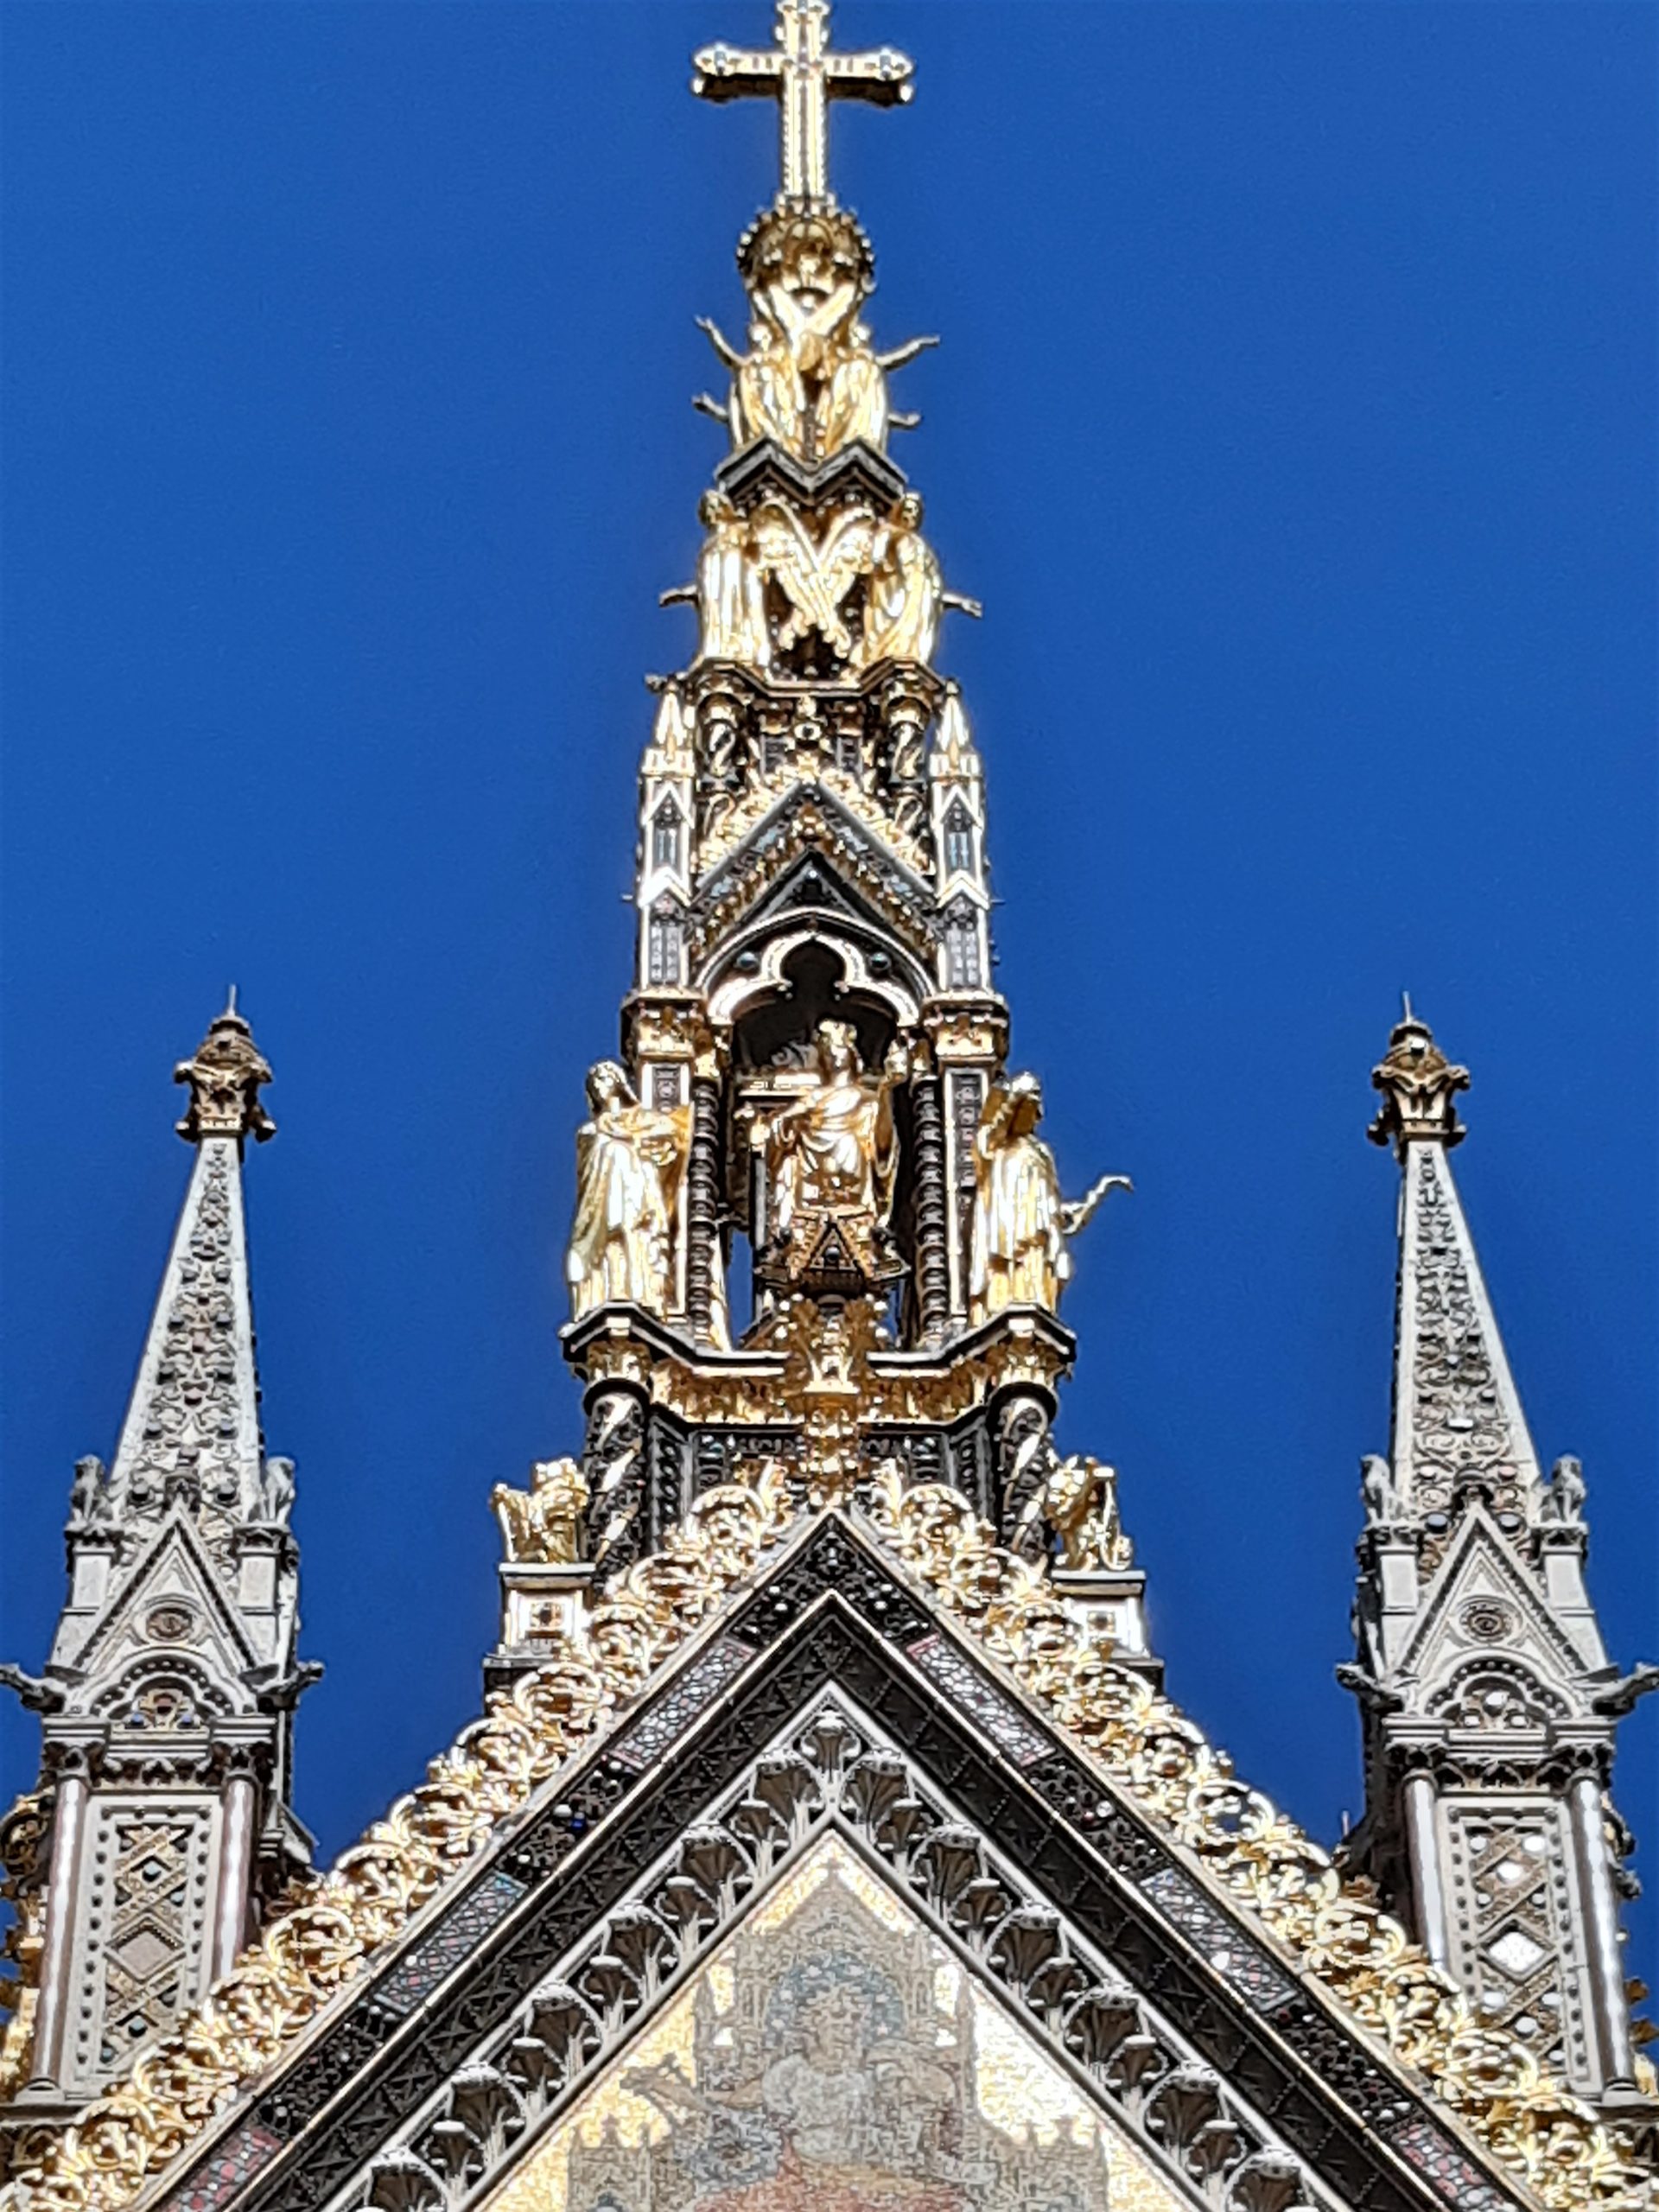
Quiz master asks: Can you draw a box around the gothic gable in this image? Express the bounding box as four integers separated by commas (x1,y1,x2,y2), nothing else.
690,785,938,973
82,1512,1586,2212
1393,1510,1599,1708
51,1513,264,1721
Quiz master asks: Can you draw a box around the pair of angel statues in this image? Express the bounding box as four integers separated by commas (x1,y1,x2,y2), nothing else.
668,487,976,675
696,209,935,465
564,1033,1127,1329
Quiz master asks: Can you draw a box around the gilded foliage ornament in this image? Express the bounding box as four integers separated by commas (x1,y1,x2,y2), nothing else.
0,1471,794,2212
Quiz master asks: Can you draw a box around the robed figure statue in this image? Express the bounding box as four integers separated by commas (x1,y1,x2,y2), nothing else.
969,1073,1128,1320
753,1020,906,1284
567,1060,691,1319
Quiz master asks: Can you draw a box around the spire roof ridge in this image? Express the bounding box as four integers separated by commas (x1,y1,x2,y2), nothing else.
1381,1061,1544,1543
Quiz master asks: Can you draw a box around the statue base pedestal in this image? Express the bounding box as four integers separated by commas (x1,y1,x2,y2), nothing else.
1052,1566,1161,1688
484,1562,595,1695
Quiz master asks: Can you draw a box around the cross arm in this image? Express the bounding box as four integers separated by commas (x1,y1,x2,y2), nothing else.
691,42,785,103
824,48,915,106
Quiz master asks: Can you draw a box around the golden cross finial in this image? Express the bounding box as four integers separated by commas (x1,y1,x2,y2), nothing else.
692,0,913,207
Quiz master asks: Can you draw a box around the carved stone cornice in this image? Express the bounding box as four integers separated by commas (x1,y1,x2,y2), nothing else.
712,432,905,519
561,1297,1074,1441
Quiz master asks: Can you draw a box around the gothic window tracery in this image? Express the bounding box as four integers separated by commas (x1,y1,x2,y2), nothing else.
943,897,981,988
647,899,685,987
1427,1660,1567,1734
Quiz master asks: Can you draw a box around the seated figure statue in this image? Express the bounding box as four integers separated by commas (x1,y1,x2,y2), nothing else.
753,1020,907,1287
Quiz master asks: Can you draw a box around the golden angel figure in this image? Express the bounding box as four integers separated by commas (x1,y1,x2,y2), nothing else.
969,1073,1128,1320
861,493,942,664
751,499,878,660
566,1060,691,1319
697,314,808,455
664,491,772,669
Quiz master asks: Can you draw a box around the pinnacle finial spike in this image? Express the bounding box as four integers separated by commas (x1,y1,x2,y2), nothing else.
1368,1001,1468,1157
174,997,276,1147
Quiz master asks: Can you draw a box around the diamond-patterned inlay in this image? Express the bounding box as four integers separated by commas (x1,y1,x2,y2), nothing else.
111,1925,175,1980
1486,1929,1548,1979
1444,1802,1582,2072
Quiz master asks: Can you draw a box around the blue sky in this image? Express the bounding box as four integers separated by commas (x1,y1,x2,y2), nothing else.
3,2,1655,1999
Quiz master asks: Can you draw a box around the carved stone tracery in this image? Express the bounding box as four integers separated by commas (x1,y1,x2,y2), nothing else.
1403,1153,1528,1548
348,1700,1320,2212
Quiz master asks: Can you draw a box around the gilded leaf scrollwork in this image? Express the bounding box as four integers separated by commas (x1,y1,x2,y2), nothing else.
0,1470,794,2212
859,1471,1649,2212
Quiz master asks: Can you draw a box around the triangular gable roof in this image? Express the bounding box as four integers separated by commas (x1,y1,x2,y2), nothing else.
65,1512,262,1697
1394,1506,1601,1694
5,1475,1643,2212
691,784,938,967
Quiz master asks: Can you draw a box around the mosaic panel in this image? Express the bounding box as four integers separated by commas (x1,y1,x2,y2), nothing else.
904,1635,1048,1768
1141,1868,1297,2012
1389,2115,1511,2212
171,2124,283,2212
481,1837,1184,2212
611,1639,754,1771
377,1868,527,2014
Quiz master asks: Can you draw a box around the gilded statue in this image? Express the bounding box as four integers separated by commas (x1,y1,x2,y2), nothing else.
567,1061,691,1319
697,315,804,454
696,206,938,463
492,1457,588,1566
751,499,876,659
1044,1455,1131,1572
668,490,978,677
753,1021,907,1281
969,1074,1129,1319
861,493,980,665
662,492,772,669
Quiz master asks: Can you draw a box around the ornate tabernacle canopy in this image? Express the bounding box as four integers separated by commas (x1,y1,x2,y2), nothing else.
1,7,1651,2212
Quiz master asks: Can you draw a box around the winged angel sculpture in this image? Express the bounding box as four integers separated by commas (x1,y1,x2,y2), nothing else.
694,204,938,465
667,493,978,673
752,500,877,659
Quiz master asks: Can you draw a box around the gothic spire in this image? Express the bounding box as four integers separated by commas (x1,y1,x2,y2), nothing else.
1369,1004,1544,1536
0,1001,311,2123
107,996,276,1532
1341,1007,1651,2112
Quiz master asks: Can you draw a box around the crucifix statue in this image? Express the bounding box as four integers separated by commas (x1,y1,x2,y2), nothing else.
693,0,913,207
